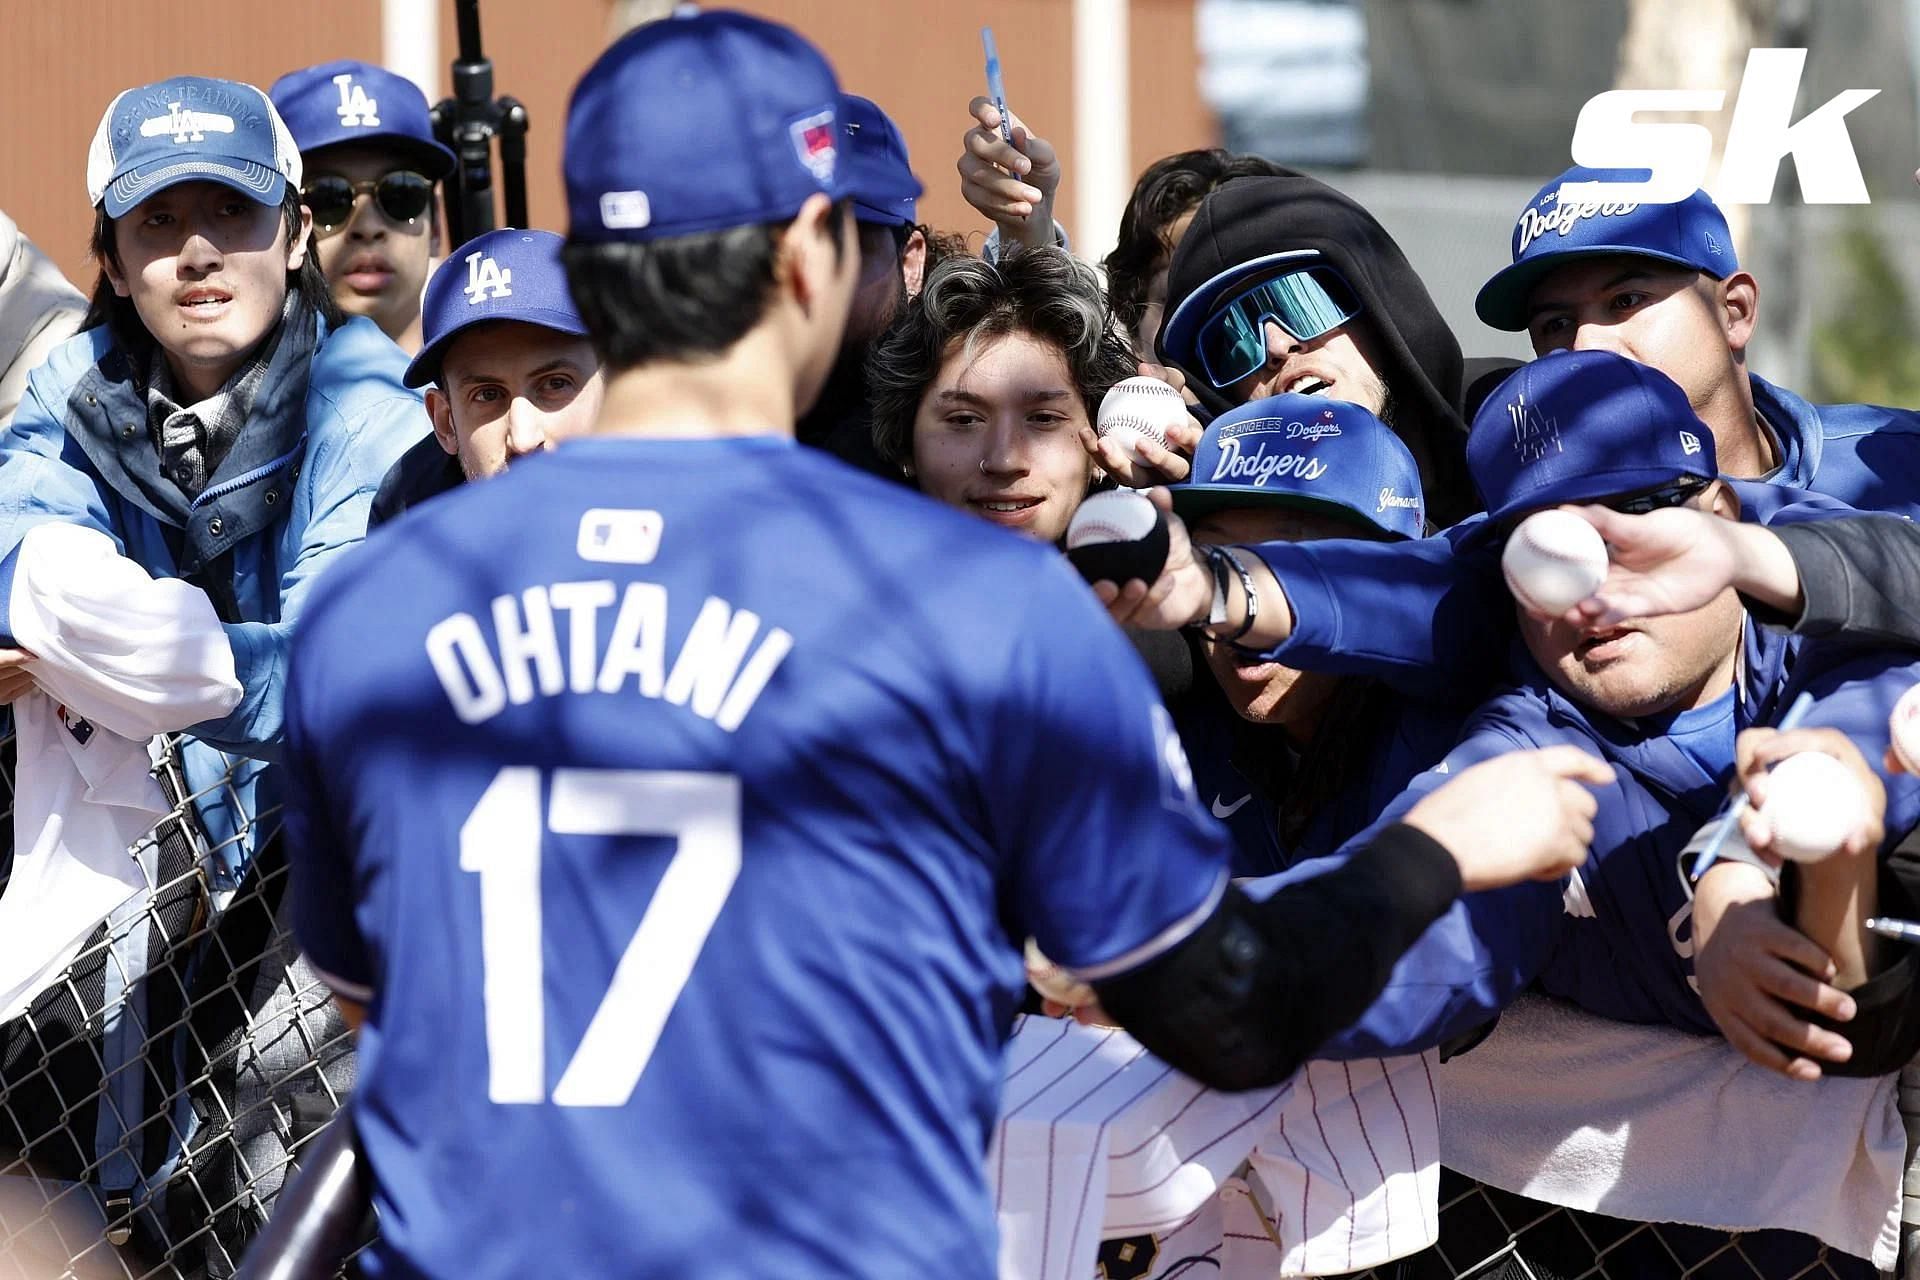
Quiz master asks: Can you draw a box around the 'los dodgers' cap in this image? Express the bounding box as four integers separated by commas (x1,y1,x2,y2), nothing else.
87,77,302,218
841,93,923,226
1171,394,1425,540
404,229,589,389
564,8,851,242
269,60,456,180
1468,350,1718,525
1475,167,1736,331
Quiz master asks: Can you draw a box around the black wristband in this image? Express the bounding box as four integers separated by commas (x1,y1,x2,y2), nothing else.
1217,546,1260,647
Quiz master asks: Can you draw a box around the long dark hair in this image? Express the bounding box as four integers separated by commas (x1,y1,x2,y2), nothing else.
81,188,342,371
1103,149,1297,337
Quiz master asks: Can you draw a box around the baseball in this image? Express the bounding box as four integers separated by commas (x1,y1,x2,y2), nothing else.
1502,509,1609,617
1064,489,1170,586
1891,683,1920,775
1097,375,1188,467
1024,938,1096,1009
1756,751,1870,863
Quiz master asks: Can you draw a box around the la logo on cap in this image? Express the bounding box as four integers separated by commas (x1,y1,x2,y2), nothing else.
333,73,380,127
463,250,512,305
142,102,235,145
1507,391,1563,464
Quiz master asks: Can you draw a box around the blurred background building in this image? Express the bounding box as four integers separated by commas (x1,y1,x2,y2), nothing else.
4,0,1918,400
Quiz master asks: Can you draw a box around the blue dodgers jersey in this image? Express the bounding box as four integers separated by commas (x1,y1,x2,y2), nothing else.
281,436,1229,1280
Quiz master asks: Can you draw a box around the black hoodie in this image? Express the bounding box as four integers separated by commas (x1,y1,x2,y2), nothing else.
1159,175,1481,528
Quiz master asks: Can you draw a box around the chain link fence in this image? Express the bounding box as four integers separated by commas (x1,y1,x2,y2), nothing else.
0,727,1912,1279
0,734,355,1279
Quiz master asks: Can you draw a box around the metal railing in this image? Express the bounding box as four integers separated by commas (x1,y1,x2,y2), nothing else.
0,735,354,1279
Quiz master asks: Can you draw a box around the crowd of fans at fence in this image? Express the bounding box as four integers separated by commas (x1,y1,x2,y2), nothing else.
8,9,1920,1277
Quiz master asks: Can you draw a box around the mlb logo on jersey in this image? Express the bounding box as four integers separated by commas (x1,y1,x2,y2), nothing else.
464,250,513,305
333,73,380,127
56,705,95,746
577,509,663,565
789,109,838,184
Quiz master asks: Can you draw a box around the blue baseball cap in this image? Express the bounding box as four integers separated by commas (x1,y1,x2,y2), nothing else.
1171,394,1425,540
269,60,455,180
1475,167,1736,331
403,230,590,389
841,93,922,226
564,9,850,242
86,77,302,217
1468,350,1718,525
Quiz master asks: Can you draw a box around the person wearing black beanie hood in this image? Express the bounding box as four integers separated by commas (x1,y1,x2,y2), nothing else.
1157,174,1483,528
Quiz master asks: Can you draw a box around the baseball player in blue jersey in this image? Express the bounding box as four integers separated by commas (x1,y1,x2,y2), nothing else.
277,11,1612,1279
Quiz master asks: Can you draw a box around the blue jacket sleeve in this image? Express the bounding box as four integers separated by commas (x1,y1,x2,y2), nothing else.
1239,715,1567,1059
1243,517,1508,702
0,363,123,644
188,393,421,759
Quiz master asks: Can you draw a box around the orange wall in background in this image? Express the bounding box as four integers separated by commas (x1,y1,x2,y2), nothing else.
3,0,1211,290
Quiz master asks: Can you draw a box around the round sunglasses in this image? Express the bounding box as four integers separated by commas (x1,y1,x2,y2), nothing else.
302,170,434,234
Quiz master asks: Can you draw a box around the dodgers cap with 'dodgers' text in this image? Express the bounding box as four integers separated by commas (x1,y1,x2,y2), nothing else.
1475,167,1736,331
1172,394,1425,540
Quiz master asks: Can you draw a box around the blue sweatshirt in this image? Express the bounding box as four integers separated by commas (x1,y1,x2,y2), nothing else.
1172,667,1464,877
1253,474,1861,703
1255,620,1920,1059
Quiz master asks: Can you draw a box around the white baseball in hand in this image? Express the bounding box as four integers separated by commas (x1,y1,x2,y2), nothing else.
1024,939,1096,1008
1502,510,1608,617
1097,376,1187,470
1890,682,1920,775
1756,751,1870,863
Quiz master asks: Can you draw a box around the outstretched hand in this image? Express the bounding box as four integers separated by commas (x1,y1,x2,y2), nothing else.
1402,745,1616,892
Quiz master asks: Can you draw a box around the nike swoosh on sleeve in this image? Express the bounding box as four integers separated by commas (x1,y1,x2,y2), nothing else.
1210,793,1252,819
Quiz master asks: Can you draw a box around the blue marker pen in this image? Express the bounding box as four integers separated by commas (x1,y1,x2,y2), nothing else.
983,27,1013,145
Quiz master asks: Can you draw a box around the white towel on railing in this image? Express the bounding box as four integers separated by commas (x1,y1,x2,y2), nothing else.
1439,992,1904,1272
0,522,241,1021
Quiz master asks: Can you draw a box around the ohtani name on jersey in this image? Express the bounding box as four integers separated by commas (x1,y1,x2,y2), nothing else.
425,580,793,732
